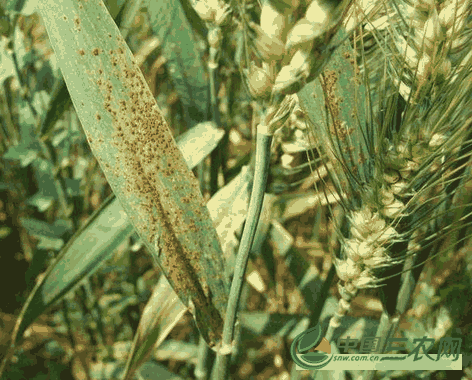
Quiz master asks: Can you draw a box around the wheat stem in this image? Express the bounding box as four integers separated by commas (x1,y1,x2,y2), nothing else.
208,26,223,196
212,125,273,379
195,336,210,380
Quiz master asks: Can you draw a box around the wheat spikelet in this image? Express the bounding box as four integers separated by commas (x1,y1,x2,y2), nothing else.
233,0,355,105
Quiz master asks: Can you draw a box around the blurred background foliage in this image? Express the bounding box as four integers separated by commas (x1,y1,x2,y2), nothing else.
0,0,471,379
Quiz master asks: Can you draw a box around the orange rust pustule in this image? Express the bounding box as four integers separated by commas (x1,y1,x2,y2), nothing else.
93,41,225,344
74,15,81,32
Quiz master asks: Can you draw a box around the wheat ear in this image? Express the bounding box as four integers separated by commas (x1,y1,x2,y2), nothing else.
297,2,472,378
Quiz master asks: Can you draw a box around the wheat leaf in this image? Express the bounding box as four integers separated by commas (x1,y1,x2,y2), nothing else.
35,0,229,347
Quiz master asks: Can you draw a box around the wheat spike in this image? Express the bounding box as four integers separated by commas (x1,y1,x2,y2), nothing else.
297,5,472,373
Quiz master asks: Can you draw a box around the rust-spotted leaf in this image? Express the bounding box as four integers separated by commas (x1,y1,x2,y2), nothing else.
35,0,229,348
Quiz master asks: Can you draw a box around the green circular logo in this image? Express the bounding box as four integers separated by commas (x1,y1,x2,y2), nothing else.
290,324,333,370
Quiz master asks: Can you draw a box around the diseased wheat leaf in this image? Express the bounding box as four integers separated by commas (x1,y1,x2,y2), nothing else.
298,34,371,207
36,0,229,348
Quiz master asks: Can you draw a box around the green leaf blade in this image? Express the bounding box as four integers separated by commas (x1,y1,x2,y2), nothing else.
36,0,229,347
